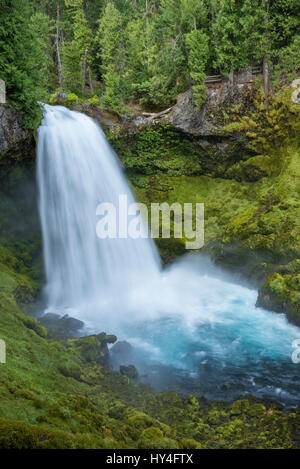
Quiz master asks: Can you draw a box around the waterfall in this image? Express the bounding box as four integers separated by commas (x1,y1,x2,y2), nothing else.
37,104,160,316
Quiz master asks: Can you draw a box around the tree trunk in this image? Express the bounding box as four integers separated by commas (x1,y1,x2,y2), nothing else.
55,3,64,88
263,56,270,98
82,48,88,93
89,70,94,93
263,0,270,98
211,2,218,48
145,0,149,65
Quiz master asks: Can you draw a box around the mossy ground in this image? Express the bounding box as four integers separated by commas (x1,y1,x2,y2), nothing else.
1,277,300,449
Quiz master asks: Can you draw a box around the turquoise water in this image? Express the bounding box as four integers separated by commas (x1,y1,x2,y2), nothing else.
111,256,300,406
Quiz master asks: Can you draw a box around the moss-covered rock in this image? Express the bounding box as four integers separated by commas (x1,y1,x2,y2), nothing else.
257,272,300,326
120,365,138,380
38,313,84,339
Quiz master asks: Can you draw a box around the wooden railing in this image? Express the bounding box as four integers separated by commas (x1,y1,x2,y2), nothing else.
205,66,263,86
251,65,263,75
205,75,222,85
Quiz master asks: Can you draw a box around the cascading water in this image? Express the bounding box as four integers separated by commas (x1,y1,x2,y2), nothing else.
37,105,300,405
37,104,160,317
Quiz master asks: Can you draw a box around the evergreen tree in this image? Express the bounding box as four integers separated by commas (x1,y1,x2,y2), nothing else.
0,0,52,127
96,2,129,109
185,29,209,106
62,0,93,92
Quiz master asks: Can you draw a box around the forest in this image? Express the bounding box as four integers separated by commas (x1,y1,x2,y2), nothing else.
1,0,299,127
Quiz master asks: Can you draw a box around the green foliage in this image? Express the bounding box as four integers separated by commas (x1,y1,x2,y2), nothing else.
224,87,300,153
185,29,209,107
95,2,129,110
2,0,300,116
0,0,52,127
17,312,47,338
62,0,93,92
273,35,300,86
214,0,259,73
109,125,202,177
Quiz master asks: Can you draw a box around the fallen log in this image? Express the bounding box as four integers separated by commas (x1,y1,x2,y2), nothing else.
141,106,173,119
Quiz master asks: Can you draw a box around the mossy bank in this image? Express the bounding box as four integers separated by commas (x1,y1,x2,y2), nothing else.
1,276,300,449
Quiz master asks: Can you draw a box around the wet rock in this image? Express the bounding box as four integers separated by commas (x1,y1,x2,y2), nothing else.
291,78,300,104
111,340,133,357
0,104,34,159
110,340,135,368
38,313,84,339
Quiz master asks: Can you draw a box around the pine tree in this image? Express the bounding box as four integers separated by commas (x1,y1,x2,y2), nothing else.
0,0,52,127
96,2,129,109
214,0,259,75
185,29,209,106
62,0,93,92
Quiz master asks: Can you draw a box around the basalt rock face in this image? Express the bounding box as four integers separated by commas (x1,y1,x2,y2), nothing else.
0,104,42,293
165,84,251,137
0,104,34,163
118,83,255,181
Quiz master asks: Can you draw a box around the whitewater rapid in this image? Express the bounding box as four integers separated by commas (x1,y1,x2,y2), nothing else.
37,105,300,405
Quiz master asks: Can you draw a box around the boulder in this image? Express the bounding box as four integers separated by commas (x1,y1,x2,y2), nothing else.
38,313,84,339
165,83,252,137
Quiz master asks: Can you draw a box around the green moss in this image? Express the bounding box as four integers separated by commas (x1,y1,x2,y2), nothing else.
257,272,300,326
226,155,275,182
137,427,179,449
120,365,138,380
16,312,47,338
109,125,203,178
